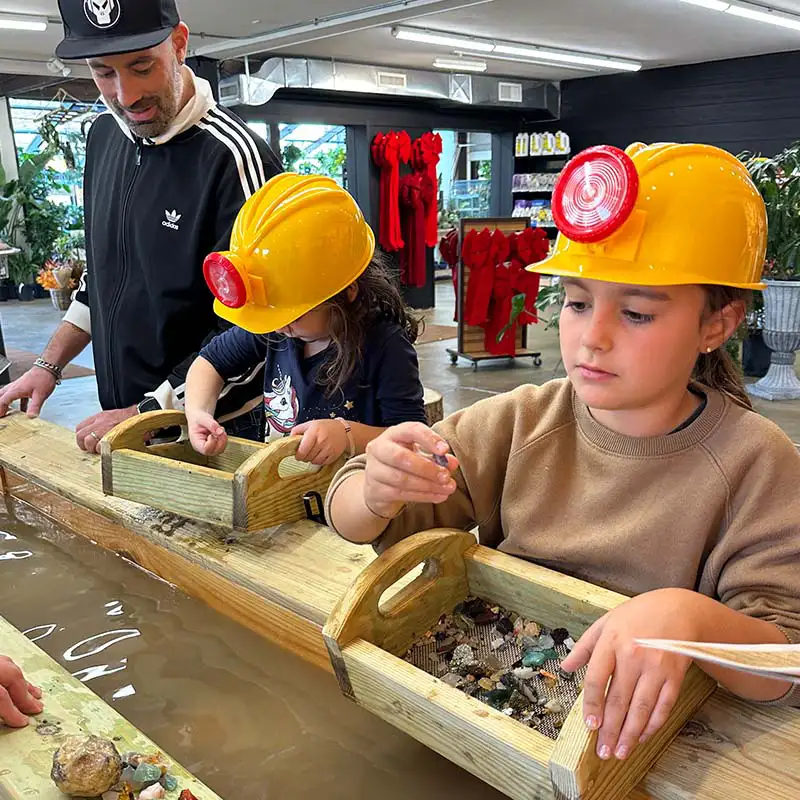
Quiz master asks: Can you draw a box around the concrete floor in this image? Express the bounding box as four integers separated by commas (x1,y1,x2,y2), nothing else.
2,284,800,441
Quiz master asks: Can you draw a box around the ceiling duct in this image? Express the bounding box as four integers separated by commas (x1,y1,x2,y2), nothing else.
219,56,558,116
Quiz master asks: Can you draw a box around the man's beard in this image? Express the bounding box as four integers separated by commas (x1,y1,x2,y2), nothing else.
107,65,183,139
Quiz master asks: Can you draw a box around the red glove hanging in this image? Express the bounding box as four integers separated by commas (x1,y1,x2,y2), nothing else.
411,132,443,247
463,228,494,326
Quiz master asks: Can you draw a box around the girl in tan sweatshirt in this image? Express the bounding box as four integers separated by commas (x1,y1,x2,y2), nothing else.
326,143,800,763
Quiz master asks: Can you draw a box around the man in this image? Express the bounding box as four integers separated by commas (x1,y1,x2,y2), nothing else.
0,0,281,451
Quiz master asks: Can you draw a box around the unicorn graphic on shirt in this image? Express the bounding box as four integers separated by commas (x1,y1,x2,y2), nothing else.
264,373,300,440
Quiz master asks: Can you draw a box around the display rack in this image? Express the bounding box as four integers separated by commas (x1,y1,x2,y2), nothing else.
446,217,542,371
512,131,570,239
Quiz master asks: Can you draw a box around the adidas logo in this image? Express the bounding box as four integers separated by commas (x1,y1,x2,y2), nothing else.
162,209,182,231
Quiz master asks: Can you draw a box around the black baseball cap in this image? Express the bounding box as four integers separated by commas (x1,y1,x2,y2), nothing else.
56,0,180,60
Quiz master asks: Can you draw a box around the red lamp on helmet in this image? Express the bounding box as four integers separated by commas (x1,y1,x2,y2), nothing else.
551,145,639,244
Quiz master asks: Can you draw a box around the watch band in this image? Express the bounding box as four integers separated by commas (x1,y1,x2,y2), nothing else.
33,358,62,385
335,416,356,459
137,396,163,414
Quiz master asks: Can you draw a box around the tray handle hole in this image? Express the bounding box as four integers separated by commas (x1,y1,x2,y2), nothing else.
278,456,322,479
145,425,189,446
378,558,441,618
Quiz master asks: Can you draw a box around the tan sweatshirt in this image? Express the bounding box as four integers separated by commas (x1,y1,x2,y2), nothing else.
326,379,800,705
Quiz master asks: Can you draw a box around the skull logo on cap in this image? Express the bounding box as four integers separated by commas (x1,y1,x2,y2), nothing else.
84,0,120,28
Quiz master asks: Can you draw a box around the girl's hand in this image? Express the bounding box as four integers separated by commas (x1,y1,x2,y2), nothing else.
0,655,43,728
560,588,701,762
186,409,227,455
362,422,458,518
293,419,349,465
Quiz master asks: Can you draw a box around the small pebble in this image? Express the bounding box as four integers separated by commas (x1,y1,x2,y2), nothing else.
133,762,163,786
564,637,576,651
539,669,558,681
140,784,165,800
544,700,563,714
484,688,512,708
474,609,500,625
490,637,505,650
161,774,179,791
540,648,559,661
522,651,547,668
522,622,541,638
495,617,514,636
535,634,555,651
513,617,525,635
551,628,570,646
478,677,495,691
441,673,464,689
512,667,536,680
558,668,575,681
502,707,515,716
490,670,508,682
465,673,476,683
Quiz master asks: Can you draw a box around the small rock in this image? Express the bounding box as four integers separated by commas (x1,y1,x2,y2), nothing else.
536,634,555,651
495,617,514,636
502,707,515,716
485,654,504,672
513,617,525,635
436,636,458,654
484,687,512,708
441,673,464,689
133,762,163,786
544,700,564,715
474,609,500,625
478,677,495,691
462,597,489,618
512,667,536,680
540,648,559,661
490,670,508,682
449,644,475,673
522,650,547,668
51,735,123,797
564,637,576,651
522,622,541,638
507,689,533,712
551,627,570,646
179,792,199,800
161,774,179,791
555,719,564,730
464,673,476,683
558,668,575,681
140,784,166,800
490,637,505,651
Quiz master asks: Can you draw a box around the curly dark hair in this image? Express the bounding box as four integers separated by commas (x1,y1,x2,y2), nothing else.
315,252,422,397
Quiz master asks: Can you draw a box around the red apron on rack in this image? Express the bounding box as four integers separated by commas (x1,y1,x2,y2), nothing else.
399,172,434,288
462,228,494,326
411,132,443,247
371,130,410,252
439,228,459,320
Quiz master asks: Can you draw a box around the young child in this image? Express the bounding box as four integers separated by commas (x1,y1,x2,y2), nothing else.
325,143,800,762
185,173,426,464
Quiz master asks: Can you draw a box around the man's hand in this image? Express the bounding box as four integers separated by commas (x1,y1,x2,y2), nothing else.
76,406,138,454
0,367,58,418
0,655,43,728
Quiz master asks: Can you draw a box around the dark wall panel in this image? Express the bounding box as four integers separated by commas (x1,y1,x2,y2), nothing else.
561,50,800,157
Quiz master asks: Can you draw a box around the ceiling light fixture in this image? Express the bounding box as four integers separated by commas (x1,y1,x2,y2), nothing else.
474,52,599,72
432,56,487,71
393,26,642,71
0,13,48,32
393,26,494,51
679,0,800,31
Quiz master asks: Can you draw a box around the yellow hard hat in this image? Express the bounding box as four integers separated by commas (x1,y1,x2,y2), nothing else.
203,173,376,333
529,142,767,290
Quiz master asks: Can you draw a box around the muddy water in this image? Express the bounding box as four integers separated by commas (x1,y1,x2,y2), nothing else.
0,500,503,799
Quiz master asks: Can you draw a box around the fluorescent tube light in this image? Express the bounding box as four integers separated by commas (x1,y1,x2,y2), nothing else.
0,14,48,32
394,26,642,71
726,2,800,30
479,52,599,72
679,0,730,10
493,44,641,71
392,26,494,52
433,57,487,71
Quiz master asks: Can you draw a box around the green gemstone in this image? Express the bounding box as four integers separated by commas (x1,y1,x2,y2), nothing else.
484,688,512,708
541,649,559,661
522,650,547,668
133,762,162,784
162,774,178,791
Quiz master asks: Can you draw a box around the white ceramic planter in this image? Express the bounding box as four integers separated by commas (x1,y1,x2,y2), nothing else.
747,279,800,401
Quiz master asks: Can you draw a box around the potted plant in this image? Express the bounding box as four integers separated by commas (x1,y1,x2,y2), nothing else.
740,145,800,400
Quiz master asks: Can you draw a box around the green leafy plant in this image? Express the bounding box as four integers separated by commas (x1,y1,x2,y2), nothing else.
739,145,800,280
534,281,565,330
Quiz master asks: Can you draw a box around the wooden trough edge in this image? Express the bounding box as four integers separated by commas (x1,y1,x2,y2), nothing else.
0,613,222,800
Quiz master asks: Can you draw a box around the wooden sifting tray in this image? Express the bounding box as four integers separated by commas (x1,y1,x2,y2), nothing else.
323,530,716,800
100,410,344,531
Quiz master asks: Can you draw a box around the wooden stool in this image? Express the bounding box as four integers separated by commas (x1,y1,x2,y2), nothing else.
423,387,444,426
